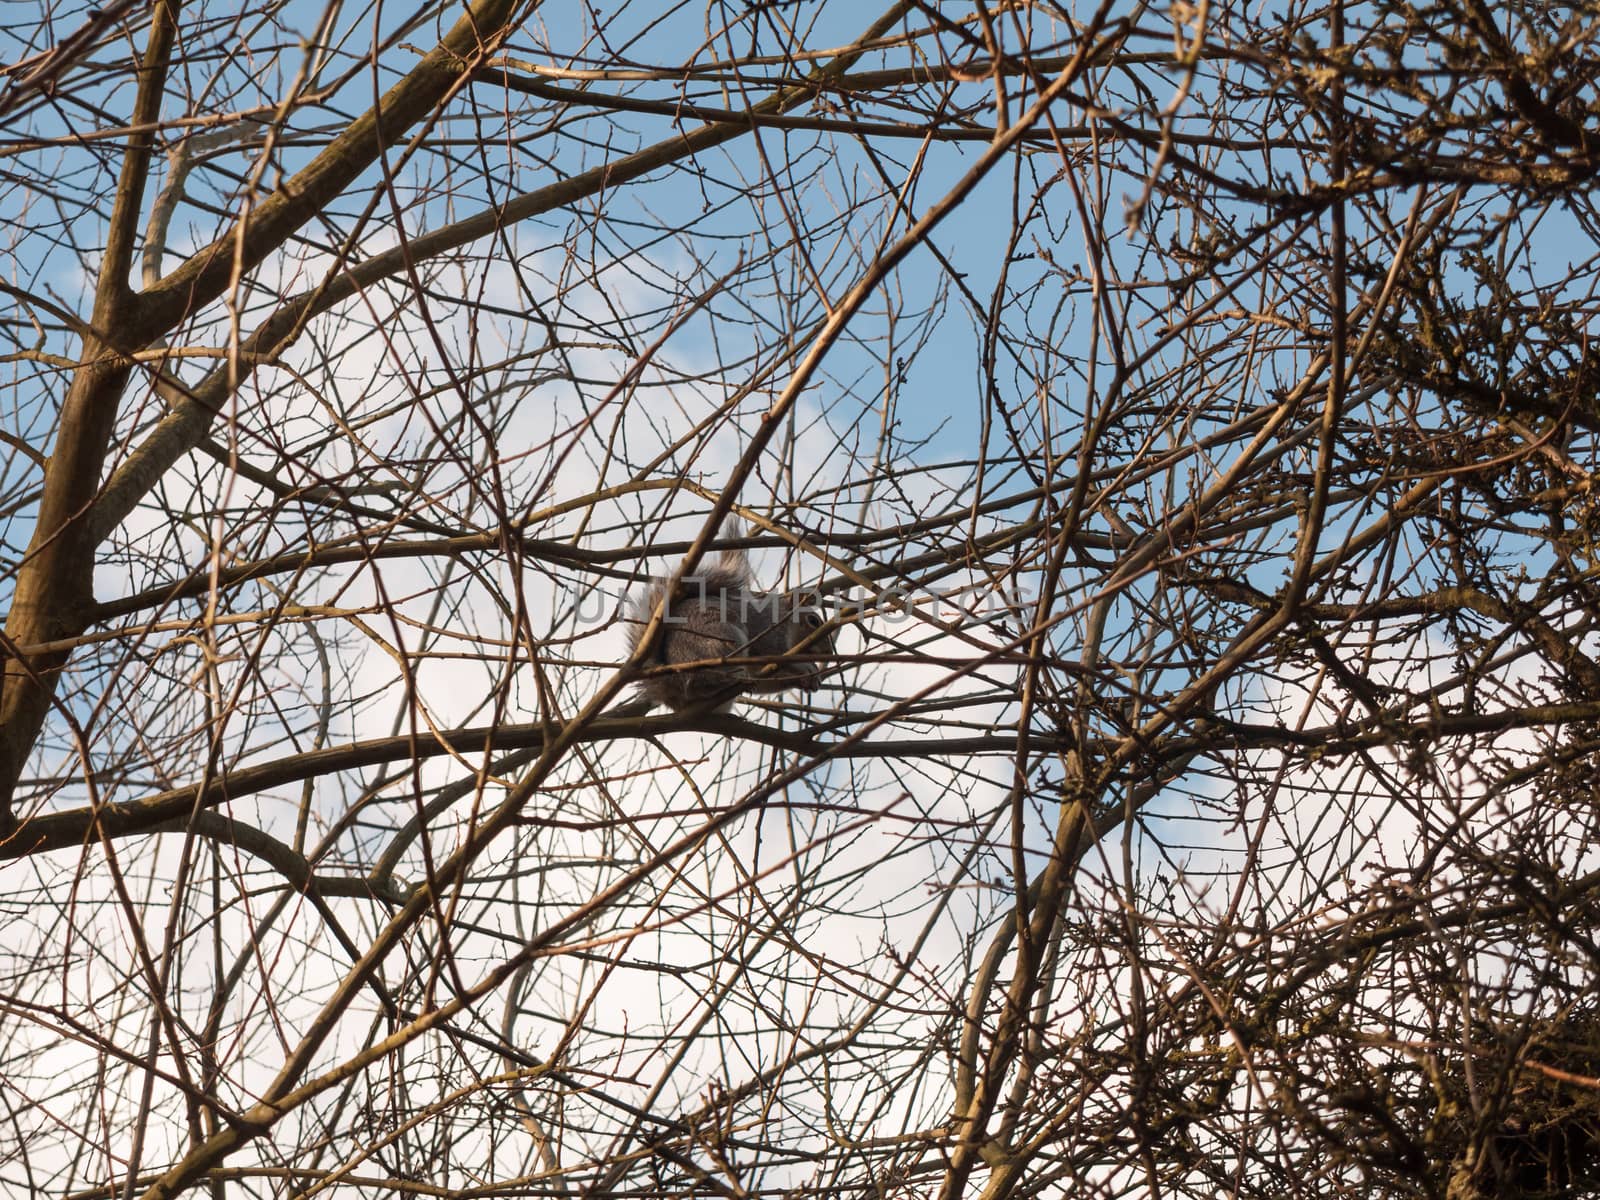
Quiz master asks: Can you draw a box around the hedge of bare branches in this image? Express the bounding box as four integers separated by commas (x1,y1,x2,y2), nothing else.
4,2,1600,1198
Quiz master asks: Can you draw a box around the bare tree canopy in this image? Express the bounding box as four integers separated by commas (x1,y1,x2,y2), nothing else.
4,1,1600,1197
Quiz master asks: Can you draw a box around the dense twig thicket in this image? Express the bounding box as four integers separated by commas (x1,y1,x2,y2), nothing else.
4,1,1600,1197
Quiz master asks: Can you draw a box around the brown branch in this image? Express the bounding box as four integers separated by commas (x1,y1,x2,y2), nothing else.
1,712,1081,863
0,0,532,826
0,0,182,829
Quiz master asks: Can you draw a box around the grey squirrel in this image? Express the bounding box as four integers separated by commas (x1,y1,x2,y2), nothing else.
624,535,832,713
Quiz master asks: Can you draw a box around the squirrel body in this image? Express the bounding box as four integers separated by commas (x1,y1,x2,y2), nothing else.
626,541,830,712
